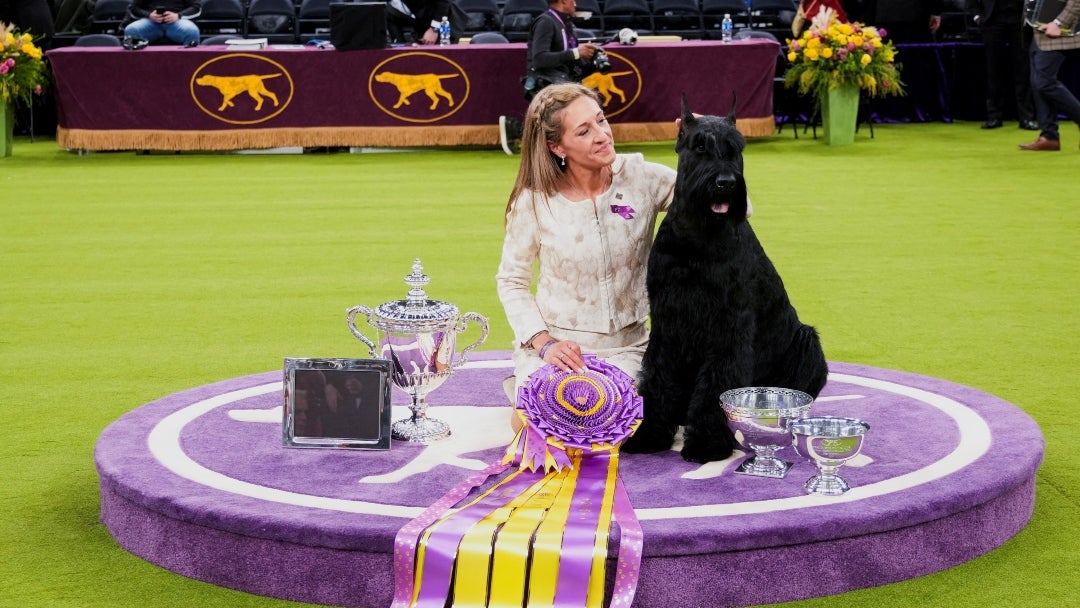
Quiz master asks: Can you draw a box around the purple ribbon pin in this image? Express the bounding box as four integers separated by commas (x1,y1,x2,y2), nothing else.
610,204,635,220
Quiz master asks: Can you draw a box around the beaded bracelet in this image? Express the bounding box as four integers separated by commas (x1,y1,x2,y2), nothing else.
538,340,559,361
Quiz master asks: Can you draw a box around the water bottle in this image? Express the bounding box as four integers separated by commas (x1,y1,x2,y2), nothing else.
438,16,451,46
721,13,733,43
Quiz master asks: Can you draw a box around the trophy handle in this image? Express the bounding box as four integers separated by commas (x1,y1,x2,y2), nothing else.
454,311,489,365
345,305,378,358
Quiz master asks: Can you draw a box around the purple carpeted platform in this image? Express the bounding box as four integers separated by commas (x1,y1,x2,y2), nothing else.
95,352,1044,607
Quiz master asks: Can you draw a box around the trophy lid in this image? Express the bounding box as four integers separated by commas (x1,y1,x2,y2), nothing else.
370,259,459,331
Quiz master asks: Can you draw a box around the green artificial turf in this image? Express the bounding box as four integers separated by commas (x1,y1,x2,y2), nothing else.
1,123,1077,608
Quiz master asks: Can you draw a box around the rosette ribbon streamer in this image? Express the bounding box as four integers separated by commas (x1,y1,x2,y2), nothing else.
392,355,644,608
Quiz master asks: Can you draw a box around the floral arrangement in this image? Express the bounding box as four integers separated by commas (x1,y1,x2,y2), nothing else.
1,22,48,108
784,10,904,99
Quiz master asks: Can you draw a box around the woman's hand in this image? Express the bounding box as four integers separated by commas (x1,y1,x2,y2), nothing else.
539,338,586,373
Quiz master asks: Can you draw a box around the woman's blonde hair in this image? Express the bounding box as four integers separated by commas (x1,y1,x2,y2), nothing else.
505,83,602,220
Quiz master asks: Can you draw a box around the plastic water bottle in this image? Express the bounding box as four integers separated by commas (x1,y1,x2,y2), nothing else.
721,13,733,43
438,16,451,46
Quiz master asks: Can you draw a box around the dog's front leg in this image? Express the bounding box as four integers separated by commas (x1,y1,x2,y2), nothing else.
681,365,739,464
622,363,680,454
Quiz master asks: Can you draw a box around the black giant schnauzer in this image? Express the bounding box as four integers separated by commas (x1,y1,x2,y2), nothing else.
622,95,829,464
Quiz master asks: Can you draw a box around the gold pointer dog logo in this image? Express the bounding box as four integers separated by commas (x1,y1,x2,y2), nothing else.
195,73,282,111
581,71,634,107
374,71,459,110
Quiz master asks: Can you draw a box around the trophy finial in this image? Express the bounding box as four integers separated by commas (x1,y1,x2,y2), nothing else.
405,258,430,306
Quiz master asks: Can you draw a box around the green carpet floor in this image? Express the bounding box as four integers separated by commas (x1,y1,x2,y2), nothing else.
1,121,1076,607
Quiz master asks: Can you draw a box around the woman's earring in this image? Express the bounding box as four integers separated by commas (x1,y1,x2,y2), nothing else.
559,156,566,167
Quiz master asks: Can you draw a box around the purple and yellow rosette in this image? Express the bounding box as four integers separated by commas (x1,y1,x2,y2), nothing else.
392,355,644,608
508,356,642,471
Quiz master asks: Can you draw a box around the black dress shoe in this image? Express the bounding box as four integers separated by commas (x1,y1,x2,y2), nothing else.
1019,120,1040,131
981,119,1004,129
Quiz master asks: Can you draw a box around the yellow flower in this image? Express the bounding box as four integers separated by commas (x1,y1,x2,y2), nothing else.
806,37,821,48
4,33,15,46
22,44,42,59
806,48,820,60
821,47,833,59
788,51,797,62
838,23,854,35
852,35,864,46
872,38,883,48
860,54,872,66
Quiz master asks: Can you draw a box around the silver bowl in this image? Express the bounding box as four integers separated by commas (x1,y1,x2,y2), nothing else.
790,416,870,495
720,387,814,478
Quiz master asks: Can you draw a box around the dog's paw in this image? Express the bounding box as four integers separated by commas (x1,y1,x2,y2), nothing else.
680,431,736,464
622,422,676,454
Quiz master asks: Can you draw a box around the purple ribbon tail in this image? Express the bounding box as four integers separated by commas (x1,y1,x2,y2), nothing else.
610,476,643,608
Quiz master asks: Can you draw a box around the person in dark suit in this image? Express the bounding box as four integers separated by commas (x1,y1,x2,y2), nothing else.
863,0,943,42
970,0,1038,130
1019,0,1080,150
386,0,455,45
0,0,55,43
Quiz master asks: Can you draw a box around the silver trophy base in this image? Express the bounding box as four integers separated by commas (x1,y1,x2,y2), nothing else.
804,473,851,495
734,456,793,479
391,416,451,444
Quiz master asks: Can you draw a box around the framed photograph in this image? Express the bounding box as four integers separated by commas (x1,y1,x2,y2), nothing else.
283,358,393,450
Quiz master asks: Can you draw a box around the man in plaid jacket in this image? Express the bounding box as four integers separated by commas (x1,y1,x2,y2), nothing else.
1019,0,1080,150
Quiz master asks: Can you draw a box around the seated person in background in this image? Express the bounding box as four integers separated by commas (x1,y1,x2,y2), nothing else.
124,0,202,46
499,0,599,155
386,0,456,45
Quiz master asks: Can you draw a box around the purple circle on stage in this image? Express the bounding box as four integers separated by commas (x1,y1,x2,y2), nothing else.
96,353,1043,607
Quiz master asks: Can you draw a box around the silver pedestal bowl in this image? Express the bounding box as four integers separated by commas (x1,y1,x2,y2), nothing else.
720,387,814,478
790,416,870,496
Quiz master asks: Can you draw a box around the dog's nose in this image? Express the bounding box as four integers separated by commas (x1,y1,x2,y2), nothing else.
715,175,737,191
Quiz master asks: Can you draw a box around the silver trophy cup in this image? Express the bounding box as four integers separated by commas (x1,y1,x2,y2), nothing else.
790,416,870,496
720,387,814,478
346,259,489,443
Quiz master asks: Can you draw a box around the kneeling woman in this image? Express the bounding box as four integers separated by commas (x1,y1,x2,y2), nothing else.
495,83,677,430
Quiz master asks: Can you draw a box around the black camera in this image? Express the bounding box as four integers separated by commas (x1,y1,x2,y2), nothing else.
592,48,611,74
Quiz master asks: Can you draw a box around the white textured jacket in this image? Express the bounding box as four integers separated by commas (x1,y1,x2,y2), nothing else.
496,153,677,349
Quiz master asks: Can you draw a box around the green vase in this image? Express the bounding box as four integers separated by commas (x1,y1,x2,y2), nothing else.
821,84,860,146
1,102,13,157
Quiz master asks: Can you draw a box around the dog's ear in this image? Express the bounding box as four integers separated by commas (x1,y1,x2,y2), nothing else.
678,92,696,146
726,92,738,125
680,92,696,127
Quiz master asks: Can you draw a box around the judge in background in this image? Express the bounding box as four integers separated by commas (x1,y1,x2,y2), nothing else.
847,0,942,42
386,0,456,45
969,0,1039,130
1019,0,1080,151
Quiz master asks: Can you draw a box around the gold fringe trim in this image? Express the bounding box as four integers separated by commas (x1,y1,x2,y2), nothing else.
57,117,776,152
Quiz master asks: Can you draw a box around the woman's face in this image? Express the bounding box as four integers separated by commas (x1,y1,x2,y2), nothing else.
548,95,615,172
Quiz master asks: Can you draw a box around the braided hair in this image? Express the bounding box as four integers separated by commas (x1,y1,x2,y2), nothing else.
505,83,602,222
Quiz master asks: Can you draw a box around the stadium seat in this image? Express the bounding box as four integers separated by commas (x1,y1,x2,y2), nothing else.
198,0,246,37
652,0,704,39
454,0,502,35
601,0,655,36
74,33,123,46
297,0,332,41
701,0,747,38
500,0,546,42
469,31,510,43
90,0,132,35
246,0,298,43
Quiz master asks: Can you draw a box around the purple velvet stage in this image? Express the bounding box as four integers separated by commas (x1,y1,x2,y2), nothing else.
95,352,1044,607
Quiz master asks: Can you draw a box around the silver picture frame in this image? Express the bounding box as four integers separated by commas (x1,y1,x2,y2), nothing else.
283,357,393,450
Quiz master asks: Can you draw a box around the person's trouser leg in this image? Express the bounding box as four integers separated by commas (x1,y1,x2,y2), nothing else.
124,18,166,43
1030,44,1061,140
164,18,200,45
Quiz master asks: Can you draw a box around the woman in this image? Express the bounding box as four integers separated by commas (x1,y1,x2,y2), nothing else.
495,83,678,425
